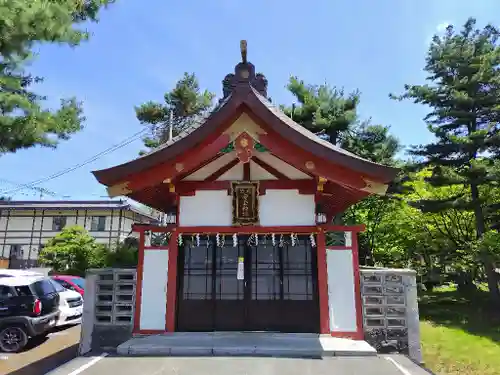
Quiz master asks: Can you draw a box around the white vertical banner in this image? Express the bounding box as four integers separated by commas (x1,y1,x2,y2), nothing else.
237,256,244,280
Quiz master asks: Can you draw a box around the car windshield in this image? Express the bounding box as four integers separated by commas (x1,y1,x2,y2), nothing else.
32,279,56,296
70,277,85,289
49,279,66,293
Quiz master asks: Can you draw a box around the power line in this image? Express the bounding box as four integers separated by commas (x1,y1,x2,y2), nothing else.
0,178,64,198
0,128,148,195
1,106,219,196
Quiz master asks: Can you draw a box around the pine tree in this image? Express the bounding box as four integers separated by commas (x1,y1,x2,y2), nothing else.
392,18,500,302
281,77,360,145
0,0,114,155
135,73,215,153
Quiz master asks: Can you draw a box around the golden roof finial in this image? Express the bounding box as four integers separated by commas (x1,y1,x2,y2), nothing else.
240,40,247,64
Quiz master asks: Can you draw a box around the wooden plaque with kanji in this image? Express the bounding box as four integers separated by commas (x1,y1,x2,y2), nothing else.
231,181,259,226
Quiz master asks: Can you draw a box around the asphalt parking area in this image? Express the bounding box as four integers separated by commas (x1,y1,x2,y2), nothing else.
0,325,80,375
47,354,432,375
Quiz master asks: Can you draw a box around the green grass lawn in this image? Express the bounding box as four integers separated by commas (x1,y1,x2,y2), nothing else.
419,286,500,375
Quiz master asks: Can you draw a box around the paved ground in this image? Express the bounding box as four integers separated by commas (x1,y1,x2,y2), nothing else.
46,354,432,375
0,325,80,375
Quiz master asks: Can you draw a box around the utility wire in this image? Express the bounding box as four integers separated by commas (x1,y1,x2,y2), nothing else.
0,128,148,195
1,106,219,196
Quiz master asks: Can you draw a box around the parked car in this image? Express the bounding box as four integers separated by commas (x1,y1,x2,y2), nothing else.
48,279,83,327
0,270,44,278
51,275,85,297
0,276,60,353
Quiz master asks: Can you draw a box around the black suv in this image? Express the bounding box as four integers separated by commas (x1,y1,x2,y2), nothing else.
0,276,60,352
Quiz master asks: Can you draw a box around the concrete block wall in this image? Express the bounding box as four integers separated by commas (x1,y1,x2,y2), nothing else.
79,268,137,354
360,267,422,363
79,266,421,363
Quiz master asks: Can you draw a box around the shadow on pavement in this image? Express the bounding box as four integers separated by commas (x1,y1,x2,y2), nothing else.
18,324,79,352
7,344,79,375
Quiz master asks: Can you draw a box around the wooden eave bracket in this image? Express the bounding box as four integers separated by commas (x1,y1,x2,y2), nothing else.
162,178,175,193
361,178,389,195
107,181,132,198
317,177,327,192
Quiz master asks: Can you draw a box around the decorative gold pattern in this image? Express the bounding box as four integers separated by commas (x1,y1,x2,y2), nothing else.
107,181,132,198
231,181,259,226
361,179,389,195
305,161,315,170
317,177,327,192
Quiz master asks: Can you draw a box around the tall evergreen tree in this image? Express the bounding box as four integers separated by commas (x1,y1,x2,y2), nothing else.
392,18,500,302
0,0,114,155
282,77,401,164
135,73,215,153
281,77,360,145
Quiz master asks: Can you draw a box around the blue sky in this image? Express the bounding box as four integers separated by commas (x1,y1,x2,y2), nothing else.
0,0,498,200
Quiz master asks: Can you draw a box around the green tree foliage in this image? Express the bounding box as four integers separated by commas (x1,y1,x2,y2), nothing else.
135,72,215,153
38,226,106,276
283,77,402,263
342,122,401,166
105,238,138,268
282,77,360,145
391,18,500,301
282,77,400,164
0,0,114,155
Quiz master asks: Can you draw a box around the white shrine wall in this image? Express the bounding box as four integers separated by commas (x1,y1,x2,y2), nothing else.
178,189,315,227
325,232,361,336
139,249,169,330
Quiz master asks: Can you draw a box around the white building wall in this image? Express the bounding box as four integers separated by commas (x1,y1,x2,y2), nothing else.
326,248,358,333
179,191,232,226
178,189,315,227
139,249,169,330
0,207,152,266
259,190,315,226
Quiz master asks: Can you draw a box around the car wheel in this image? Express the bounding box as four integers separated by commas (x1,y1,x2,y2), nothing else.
0,326,29,353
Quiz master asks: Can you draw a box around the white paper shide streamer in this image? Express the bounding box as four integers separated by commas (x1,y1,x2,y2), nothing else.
309,233,316,247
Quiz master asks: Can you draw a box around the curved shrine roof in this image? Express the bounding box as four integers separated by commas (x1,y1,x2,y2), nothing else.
92,82,399,187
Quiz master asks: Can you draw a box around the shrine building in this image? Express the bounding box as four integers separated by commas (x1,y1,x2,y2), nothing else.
92,42,399,338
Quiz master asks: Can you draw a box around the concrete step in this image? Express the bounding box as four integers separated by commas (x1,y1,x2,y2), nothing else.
117,332,377,357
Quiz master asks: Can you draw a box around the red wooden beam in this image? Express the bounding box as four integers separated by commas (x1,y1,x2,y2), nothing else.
243,162,250,180
316,230,330,334
258,132,367,190
251,156,290,180
206,158,240,182
175,226,320,234
175,179,316,196
132,224,177,233
132,223,365,234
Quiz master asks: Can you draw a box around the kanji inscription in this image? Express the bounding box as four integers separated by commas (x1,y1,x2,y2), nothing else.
231,181,259,225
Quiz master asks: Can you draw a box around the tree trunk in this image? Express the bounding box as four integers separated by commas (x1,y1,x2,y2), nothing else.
471,183,500,303
456,271,477,293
